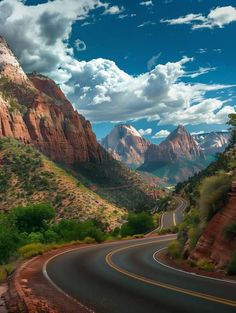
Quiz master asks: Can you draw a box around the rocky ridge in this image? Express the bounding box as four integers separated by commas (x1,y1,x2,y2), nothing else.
0,36,105,165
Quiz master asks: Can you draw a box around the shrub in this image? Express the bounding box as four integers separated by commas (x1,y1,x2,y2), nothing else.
18,243,45,259
120,212,154,237
13,203,56,233
27,232,44,243
199,173,231,221
0,213,19,263
168,240,182,259
83,237,96,244
227,251,236,275
196,259,215,272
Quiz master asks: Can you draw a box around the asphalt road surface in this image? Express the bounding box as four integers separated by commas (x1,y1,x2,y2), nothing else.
157,197,188,232
45,235,236,313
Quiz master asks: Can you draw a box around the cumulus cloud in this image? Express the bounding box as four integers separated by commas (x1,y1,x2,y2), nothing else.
61,56,235,125
140,1,153,7
0,0,103,81
103,5,124,15
0,0,234,127
138,128,152,136
161,6,236,29
152,130,170,138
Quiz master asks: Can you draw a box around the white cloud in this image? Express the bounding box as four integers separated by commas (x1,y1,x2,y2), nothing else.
138,21,156,28
186,66,216,78
198,48,207,54
0,0,234,127
152,130,170,138
138,128,152,136
103,5,124,15
0,0,104,82
62,56,235,125
161,6,236,29
147,52,162,70
75,39,86,51
140,1,153,7
191,130,205,135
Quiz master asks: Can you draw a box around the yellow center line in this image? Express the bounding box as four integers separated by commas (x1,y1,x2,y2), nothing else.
105,240,236,308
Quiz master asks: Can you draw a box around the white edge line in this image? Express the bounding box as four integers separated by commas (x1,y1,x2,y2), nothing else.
153,247,236,285
42,235,176,310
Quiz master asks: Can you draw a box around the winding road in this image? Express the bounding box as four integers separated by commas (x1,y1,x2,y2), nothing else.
45,234,236,313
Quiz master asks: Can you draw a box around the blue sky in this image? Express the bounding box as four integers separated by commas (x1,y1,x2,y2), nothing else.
1,0,236,143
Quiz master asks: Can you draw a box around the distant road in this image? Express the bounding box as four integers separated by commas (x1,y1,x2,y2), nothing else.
147,196,188,236
45,235,236,313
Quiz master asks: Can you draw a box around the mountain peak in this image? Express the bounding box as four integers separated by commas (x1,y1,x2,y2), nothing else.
166,124,188,141
101,124,150,165
0,36,28,84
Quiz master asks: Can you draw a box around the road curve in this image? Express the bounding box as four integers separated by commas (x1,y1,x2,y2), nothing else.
45,235,236,313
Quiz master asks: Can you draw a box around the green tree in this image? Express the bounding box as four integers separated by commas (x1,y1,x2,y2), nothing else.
121,212,154,237
13,203,56,233
0,213,19,263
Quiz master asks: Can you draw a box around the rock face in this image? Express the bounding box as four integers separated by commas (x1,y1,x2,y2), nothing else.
193,132,231,155
146,125,204,164
101,124,150,166
0,37,105,164
189,181,236,268
139,126,206,183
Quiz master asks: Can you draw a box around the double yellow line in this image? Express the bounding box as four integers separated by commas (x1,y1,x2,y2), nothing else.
105,240,236,308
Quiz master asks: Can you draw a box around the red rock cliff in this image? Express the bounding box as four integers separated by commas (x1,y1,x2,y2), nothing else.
189,181,236,268
0,37,105,164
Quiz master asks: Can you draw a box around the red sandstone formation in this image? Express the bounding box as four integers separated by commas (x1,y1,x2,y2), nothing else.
189,181,236,268
0,36,105,164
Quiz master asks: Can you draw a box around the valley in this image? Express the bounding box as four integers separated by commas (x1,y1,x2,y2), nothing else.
0,1,236,311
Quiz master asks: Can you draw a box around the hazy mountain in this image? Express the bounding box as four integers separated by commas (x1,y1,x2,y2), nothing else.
193,131,231,155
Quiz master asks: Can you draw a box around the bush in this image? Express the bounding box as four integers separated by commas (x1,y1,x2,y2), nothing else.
0,213,19,263
83,237,96,244
227,251,236,275
0,263,15,283
13,203,56,233
196,259,215,272
52,219,106,243
18,243,45,259
168,240,182,259
199,173,231,221
120,212,154,237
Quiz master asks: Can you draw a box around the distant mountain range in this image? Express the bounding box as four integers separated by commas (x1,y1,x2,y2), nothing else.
192,132,230,155
101,125,231,183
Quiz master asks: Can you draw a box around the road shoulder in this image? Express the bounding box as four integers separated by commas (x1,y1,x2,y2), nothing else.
2,244,93,313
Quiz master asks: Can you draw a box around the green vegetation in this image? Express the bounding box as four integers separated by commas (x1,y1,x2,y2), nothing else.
120,212,154,237
198,173,231,221
0,77,36,112
227,252,236,275
0,203,107,267
13,203,56,233
172,114,236,272
168,240,182,259
74,160,156,211
196,259,215,272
